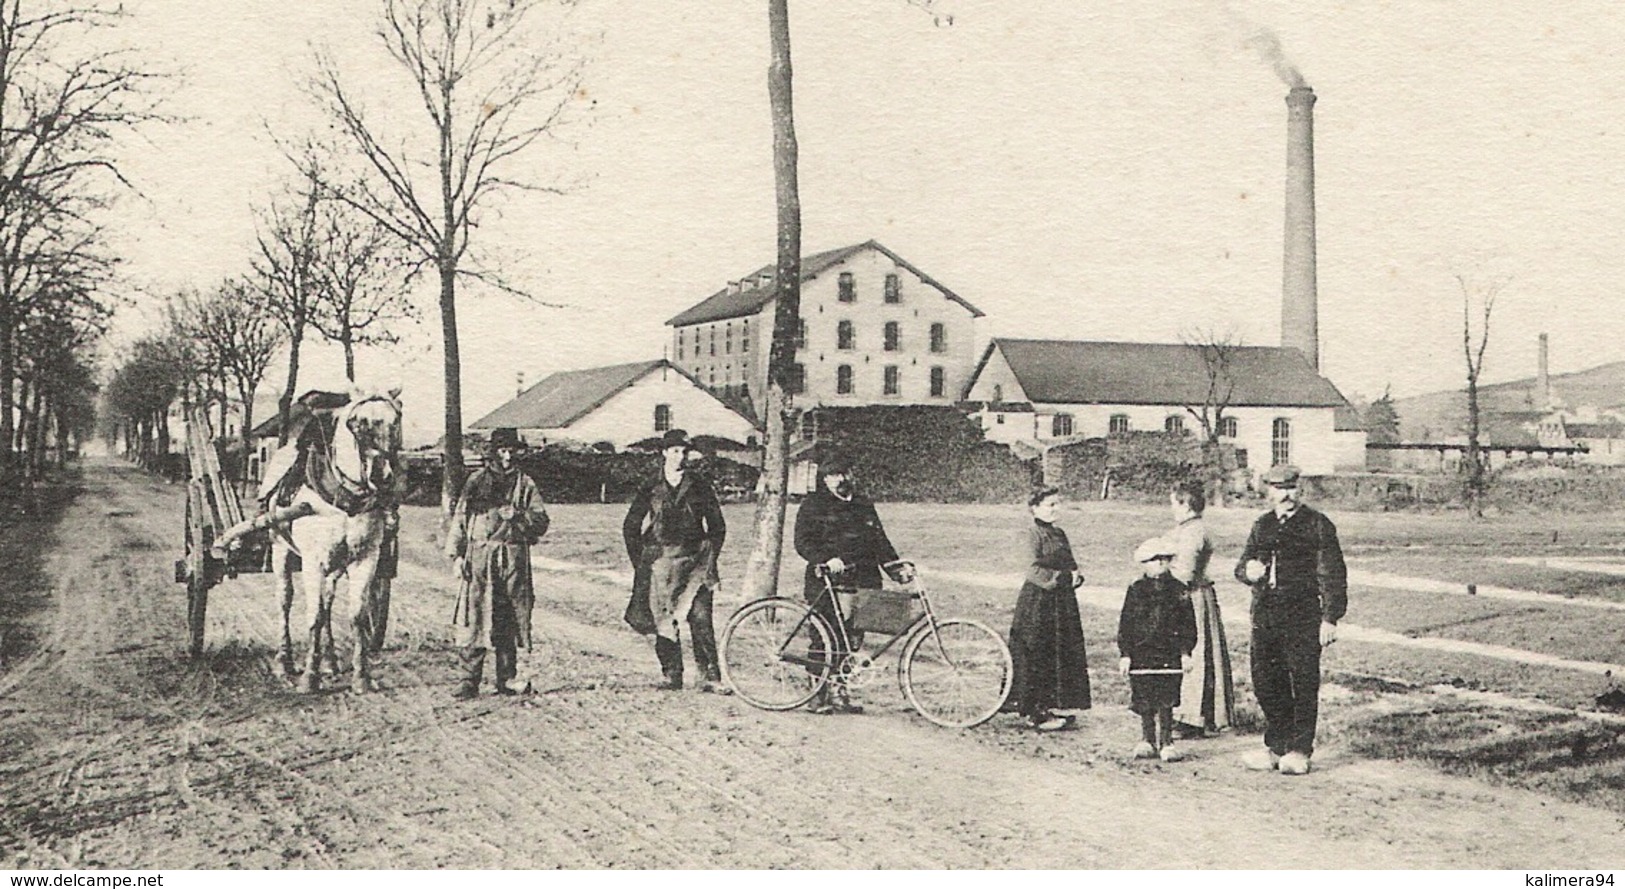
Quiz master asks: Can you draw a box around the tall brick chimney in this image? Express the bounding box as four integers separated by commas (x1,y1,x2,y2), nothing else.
1282,85,1319,371
1537,333,1550,409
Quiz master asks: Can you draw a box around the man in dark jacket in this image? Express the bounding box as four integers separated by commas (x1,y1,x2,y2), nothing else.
793,454,911,714
623,429,728,692
1234,464,1347,775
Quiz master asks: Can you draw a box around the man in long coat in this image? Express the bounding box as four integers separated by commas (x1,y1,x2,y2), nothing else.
622,429,727,692
446,427,550,699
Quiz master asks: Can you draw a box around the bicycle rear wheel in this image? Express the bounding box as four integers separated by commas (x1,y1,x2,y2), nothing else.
720,597,833,711
901,618,1013,728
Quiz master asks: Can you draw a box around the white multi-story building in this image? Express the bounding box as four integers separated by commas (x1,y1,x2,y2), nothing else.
665,240,984,414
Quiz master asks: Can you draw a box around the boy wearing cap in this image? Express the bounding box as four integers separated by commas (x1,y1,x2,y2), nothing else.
1234,464,1347,775
623,428,728,692
446,428,550,699
1118,538,1197,762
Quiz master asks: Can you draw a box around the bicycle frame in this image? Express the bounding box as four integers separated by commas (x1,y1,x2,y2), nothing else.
772,560,943,677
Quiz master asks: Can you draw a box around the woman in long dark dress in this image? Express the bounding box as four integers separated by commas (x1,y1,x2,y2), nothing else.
1006,486,1092,731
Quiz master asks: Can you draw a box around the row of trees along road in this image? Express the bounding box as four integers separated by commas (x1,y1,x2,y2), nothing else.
2,2,163,488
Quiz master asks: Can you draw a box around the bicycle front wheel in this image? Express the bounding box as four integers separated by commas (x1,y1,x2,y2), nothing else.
901,618,1013,728
719,597,833,711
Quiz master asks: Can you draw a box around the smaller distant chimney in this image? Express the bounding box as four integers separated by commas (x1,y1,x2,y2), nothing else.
1537,333,1550,408
516,372,525,398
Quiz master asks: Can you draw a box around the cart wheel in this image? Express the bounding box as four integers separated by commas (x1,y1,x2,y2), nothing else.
901,618,1013,729
719,597,832,711
187,574,209,659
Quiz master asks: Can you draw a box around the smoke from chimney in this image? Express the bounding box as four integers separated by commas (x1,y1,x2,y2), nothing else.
1537,333,1550,408
1246,27,1306,89
1281,85,1319,370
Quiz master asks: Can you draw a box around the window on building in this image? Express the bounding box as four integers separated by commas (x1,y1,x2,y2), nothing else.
708,367,716,385
741,319,750,352
1272,418,1292,466
1052,413,1075,437
1235,448,1249,469
678,330,685,357
709,326,716,356
795,317,807,350
884,273,901,303
883,321,900,352
836,364,853,394
693,332,701,359
929,366,945,398
654,404,672,432
1218,416,1238,438
883,365,900,395
838,271,855,302
788,363,806,394
799,410,818,440
725,322,732,354
930,323,946,353
837,320,855,350
1165,415,1185,435
1109,414,1131,434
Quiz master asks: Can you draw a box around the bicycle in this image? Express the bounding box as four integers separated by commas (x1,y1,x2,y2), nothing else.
718,560,1014,728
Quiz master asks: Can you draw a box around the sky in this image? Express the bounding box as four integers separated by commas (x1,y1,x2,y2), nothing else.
103,1,1625,444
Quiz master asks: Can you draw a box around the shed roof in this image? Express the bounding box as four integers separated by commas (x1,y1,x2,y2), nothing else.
468,359,754,431
977,338,1350,408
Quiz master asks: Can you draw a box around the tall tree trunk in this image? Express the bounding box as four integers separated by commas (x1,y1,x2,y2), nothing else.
343,331,356,383
438,259,465,514
155,406,171,474
14,375,32,459
741,0,803,602
0,301,13,484
277,329,303,447
1466,375,1482,518
30,398,49,477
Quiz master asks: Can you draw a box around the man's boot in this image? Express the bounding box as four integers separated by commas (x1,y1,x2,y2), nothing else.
688,601,729,694
655,636,684,691
453,648,484,700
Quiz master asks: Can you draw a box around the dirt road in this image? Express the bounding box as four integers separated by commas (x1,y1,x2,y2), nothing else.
1,460,1620,869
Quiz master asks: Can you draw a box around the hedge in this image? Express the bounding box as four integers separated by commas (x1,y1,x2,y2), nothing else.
801,406,1034,502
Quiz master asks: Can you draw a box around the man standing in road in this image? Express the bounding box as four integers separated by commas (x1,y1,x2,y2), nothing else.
1234,464,1347,775
622,429,728,693
446,427,550,700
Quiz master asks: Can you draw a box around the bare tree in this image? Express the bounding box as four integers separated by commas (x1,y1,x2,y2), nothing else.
1180,328,1241,508
251,171,324,446
302,0,584,510
308,202,416,383
177,281,285,463
1459,273,1507,519
0,1,165,482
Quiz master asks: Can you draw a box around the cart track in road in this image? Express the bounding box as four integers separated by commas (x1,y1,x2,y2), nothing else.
2,460,1624,868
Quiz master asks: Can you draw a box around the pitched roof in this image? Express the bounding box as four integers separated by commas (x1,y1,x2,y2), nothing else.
980,338,1349,408
469,360,669,430
665,239,984,327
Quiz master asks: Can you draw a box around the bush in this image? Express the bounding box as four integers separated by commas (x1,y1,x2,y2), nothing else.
804,406,1033,502
1044,432,1204,503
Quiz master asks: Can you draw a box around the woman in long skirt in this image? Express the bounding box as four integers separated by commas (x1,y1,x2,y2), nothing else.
1167,478,1236,736
1007,486,1092,731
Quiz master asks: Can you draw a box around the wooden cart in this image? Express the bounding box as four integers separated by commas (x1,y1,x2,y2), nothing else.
173,405,271,658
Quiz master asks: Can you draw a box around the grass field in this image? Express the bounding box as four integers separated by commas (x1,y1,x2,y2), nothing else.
398,495,1625,814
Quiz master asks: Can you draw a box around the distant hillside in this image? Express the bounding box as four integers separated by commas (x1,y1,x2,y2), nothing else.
1393,360,1625,443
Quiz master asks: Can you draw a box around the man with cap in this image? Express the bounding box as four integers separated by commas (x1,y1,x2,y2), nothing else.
1234,464,1347,774
793,453,912,714
446,427,550,699
622,428,728,692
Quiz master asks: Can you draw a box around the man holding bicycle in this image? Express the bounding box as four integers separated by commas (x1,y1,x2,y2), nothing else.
793,454,912,714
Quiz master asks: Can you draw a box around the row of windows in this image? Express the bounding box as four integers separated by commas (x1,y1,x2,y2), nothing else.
838,271,903,304
836,320,947,353
1058,413,1293,465
780,363,948,398
679,317,948,357
679,320,753,359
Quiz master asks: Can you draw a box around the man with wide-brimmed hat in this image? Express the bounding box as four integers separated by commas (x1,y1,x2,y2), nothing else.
622,428,728,692
446,427,550,699
1233,464,1347,775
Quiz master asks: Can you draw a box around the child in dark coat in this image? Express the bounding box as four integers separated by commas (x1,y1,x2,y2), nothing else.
1118,538,1197,762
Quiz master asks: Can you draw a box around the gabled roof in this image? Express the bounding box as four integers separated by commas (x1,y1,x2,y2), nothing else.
665,239,984,327
977,338,1349,408
470,359,745,431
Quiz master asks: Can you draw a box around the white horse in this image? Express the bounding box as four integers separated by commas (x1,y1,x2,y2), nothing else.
269,387,402,694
